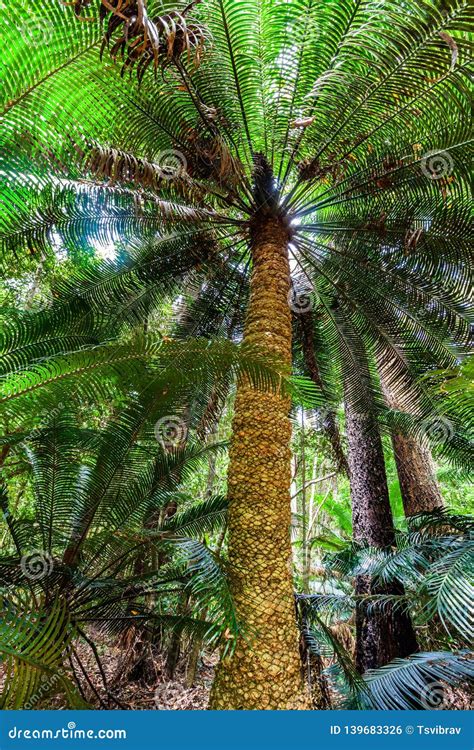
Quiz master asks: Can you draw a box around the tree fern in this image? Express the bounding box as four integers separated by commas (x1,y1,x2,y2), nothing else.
1,0,472,708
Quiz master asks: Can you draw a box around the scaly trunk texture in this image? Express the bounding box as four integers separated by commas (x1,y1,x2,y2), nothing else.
209,215,309,710
344,384,418,672
377,363,443,517
391,431,443,516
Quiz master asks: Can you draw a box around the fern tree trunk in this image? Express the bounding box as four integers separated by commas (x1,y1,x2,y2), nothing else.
377,364,443,517
344,378,418,672
209,215,309,709
391,432,443,516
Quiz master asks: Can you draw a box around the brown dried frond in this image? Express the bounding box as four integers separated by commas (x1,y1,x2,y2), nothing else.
65,0,210,81
185,130,243,187
330,622,355,659
298,155,347,184
84,141,205,202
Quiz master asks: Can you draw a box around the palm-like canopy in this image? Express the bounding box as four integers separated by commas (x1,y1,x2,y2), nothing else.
1,0,471,422
1,0,471,301
1,0,472,710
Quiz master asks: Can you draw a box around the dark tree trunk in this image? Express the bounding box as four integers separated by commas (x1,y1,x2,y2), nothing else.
165,619,185,680
377,360,444,517
298,310,349,475
391,432,443,516
344,379,418,672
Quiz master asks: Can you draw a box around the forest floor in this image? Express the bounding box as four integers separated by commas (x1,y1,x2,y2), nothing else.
72,630,216,710
60,631,474,711
2,628,472,710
